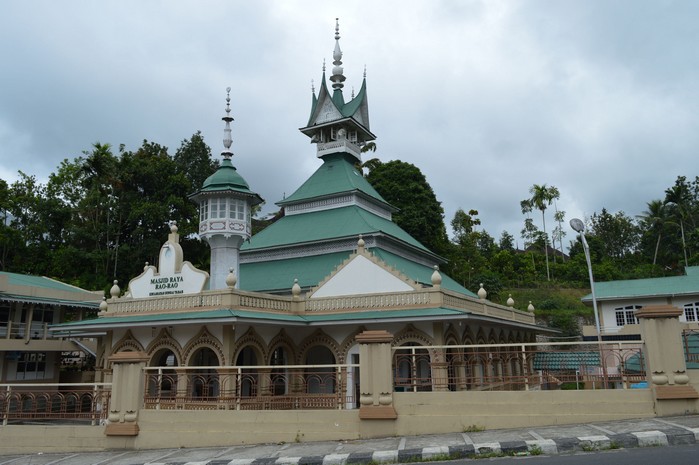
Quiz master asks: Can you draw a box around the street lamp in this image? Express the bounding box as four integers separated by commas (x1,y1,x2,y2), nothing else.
570,218,601,342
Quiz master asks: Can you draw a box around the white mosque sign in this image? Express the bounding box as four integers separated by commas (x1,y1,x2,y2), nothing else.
126,223,209,298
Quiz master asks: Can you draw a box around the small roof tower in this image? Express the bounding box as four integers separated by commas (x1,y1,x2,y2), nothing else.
190,88,263,290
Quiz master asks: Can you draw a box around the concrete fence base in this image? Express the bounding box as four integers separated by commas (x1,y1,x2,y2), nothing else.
0,388,662,454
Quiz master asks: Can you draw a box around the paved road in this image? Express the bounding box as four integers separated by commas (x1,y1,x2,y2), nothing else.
463,443,699,464
1,415,699,464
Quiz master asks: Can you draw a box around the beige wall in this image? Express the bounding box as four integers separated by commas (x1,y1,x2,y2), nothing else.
135,409,361,449
0,425,135,455
390,390,655,436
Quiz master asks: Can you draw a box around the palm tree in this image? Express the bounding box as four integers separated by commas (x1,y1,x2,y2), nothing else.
637,200,670,266
521,184,559,281
664,182,691,267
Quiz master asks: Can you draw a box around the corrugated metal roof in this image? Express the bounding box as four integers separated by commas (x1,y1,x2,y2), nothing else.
582,266,699,302
0,271,100,308
0,293,99,309
532,351,601,370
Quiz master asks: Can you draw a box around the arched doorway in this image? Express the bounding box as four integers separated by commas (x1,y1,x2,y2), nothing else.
188,347,220,399
305,346,336,394
269,346,290,396
394,342,432,392
148,349,178,399
235,346,258,397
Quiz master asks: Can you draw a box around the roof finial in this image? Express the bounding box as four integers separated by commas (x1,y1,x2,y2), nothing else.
363,65,367,79
222,87,234,160
329,18,346,91
311,79,315,94
322,59,326,73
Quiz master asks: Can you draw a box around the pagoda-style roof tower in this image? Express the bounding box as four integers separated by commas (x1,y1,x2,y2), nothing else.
240,20,473,299
299,19,374,163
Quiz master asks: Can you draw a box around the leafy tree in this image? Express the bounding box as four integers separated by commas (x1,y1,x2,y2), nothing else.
366,160,449,255
174,131,219,194
499,231,515,251
588,209,640,260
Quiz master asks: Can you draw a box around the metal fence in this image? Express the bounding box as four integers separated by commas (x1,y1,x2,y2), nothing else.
0,383,111,425
393,341,647,392
143,364,359,411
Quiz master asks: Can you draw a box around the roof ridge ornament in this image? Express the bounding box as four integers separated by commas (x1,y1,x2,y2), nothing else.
222,87,234,160
329,18,346,91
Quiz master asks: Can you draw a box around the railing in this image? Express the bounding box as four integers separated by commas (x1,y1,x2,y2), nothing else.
393,342,647,392
143,364,359,411
0,383,111,425
683,329,699,365
441,291,535,324
1,322,52,340
306,292,433,312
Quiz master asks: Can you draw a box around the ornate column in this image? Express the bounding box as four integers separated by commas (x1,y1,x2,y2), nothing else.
357,330,397,419
105,351,149,436
636,305,699,413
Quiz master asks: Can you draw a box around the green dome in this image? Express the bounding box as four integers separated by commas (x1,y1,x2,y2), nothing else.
191,158,263,206
201,159,253,194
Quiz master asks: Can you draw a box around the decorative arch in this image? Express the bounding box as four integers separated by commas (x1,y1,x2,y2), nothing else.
444,324,460,346
338,326,367,364
498,329,507,344
393,324,434,348
112,329,144,353
475,328,487,345
461,326,476,345
182,326,225,366
297,329,341,365
487,328,498,344
232,327,267,366
267,329,297,365
146,328,183,366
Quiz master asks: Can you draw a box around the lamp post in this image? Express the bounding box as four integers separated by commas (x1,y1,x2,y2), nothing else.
570,218,607,388
570,218,601,341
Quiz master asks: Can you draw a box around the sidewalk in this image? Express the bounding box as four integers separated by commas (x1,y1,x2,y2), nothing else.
2,415,699,465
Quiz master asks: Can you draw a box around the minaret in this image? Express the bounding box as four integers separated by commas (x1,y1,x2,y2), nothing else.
300,19,375,163
189,88,263,290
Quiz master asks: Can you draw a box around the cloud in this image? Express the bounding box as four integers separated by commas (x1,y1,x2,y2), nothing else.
1,0,697,249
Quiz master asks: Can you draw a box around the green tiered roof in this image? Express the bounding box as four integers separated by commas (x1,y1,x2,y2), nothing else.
242,205,427,252
278,153,388,206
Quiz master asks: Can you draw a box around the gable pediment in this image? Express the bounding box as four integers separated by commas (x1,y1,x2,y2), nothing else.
309,245,420,298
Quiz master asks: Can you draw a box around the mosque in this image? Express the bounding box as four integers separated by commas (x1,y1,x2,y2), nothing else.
56,20,545,407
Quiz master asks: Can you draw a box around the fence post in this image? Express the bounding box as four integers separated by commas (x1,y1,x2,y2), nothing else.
356,330,397,420
105,351,149,436
636,305,699,415
2,385,10,425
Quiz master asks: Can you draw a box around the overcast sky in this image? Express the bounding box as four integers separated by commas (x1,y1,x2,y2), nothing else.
2,1,697,250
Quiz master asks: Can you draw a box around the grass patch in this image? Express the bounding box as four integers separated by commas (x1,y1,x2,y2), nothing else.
462,424,486,433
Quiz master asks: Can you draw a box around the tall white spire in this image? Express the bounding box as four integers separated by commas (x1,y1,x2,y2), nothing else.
222,87,234,160
329,18,346,91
